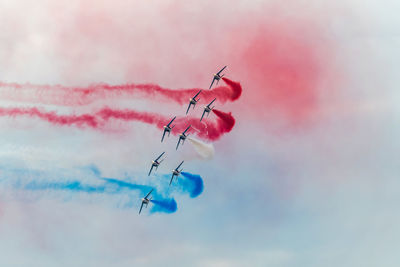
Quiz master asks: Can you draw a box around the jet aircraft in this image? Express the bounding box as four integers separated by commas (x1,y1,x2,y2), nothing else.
186,90,202,114
200,98,216,121
209,66,227,89
170,160,184,185
139,189,153,214
148,152,165,176
176,125,191,150
161,116,176,142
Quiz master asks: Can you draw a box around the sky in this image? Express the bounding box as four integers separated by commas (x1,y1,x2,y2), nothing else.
0,0,399,266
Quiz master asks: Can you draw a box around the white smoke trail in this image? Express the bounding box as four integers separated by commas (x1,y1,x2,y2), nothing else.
188,137,215,160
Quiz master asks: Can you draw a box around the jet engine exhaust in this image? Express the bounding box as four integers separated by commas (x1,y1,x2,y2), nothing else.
0,106,236,141
180,172,204,198
188,137,215,159
0,78,242,106
150,199,177,214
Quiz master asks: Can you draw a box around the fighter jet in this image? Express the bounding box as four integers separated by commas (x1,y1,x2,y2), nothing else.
176,125,191,150
148,152,165,176
186,90,202,114
139,189,153,214
209,66,227,89
170,161,184,186
161,116,176,142
200,98,216,121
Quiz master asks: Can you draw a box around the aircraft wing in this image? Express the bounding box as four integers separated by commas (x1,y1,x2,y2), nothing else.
161,129,166,142
194,90,202,99
209,78,215,89
186,103,192,114
148,165,154,176
208,98,217,107
176,160,184,169
200,109,206,121
155,152,165,161
183,125,191,134
217,66,227,75
145,189,153,199
169,174,175,186
139,201,144,214
167,116,176,126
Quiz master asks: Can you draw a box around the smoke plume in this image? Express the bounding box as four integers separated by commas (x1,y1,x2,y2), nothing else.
188,137,215,159
180,172,204,198
150,199,178,214
0,106,236,141
0,78,242,106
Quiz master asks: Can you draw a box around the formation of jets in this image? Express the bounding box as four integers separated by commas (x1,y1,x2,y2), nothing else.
140,66,227,214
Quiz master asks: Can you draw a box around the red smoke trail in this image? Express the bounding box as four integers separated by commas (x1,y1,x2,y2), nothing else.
96,108,165,129
221,77,242,101
0,106,235,141
0,107,98,128
212,109,235,133
0,78,242,106
166,109,235,141
97,108,235,141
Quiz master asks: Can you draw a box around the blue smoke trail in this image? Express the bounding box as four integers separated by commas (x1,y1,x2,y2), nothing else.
180,172,204,198
101,177,151,193
0,164,179,214
87,164,102,177
24,180,108,193
102,178,178,214
150,199,177,214
22,178,178,214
